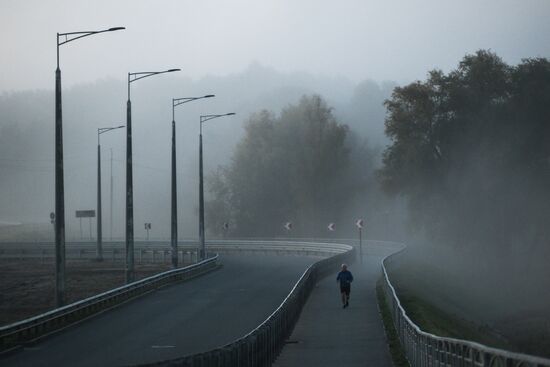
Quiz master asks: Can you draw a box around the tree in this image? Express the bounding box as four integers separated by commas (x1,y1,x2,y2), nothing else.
379,50,550,250
206,95,368,237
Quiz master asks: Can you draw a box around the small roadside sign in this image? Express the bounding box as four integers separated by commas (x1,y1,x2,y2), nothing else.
76,210,95,218
327,223,335,231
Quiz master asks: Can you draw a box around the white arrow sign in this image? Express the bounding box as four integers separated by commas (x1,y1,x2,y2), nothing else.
355,219,364,229
327,223,335,231
222,222,229,230
284,222,292,231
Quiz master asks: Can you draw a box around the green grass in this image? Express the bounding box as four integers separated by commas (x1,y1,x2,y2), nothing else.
395,289,511,350
385,257,550,359
376,280,410,367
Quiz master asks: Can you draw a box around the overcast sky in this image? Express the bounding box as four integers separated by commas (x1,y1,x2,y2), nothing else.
1,0,550,92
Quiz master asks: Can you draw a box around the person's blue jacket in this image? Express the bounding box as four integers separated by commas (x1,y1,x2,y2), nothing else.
337,270,353,286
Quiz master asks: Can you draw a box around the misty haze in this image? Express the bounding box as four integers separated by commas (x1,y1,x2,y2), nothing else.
1,1,550,366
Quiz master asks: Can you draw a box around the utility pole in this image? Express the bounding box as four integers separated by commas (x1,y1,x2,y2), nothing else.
55,25,125,307
110,148,113,241
98,126,124,261
356,219,364,264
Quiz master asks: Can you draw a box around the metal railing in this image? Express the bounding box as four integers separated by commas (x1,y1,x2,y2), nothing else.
0,240,350,261
131,241,356,367
0,255,220,353
381,247,550,367
0,240,352,357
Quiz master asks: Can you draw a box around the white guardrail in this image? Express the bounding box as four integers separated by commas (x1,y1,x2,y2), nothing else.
381,247,550,367
0,240,352,355
0,239,349,261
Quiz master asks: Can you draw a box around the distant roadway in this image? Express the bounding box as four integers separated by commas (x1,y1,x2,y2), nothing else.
1,253,315,367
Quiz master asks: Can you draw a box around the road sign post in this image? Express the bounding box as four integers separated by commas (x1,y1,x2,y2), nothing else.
144,223,151,241
76,210,96,241
359,227,362,263
222,222,229,239
355,219,364,264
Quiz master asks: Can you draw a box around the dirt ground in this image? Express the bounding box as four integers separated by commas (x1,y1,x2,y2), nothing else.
0,258,173,326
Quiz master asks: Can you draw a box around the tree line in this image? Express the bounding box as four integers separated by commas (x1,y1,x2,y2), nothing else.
380,50,550,251
206,50,550,253
205,95,380,237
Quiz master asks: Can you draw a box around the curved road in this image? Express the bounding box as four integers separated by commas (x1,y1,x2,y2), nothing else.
2,253,315,367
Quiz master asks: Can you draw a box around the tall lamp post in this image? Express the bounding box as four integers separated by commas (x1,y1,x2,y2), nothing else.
199,113,236,260
97,125,124,262
171,95,214,268
55,26,124,307
126,68,180,283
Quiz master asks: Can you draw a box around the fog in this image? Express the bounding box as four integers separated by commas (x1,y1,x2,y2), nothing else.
2,0,550,92
1,0,550,358
0,65,393,239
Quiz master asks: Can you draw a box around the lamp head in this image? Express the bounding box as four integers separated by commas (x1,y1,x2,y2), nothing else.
204,94,215,98
168,68,181,73
108,27,126,31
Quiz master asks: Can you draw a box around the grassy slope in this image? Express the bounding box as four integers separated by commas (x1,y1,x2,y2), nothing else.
396,290,511,350
386,258,550,359
376,280,410,367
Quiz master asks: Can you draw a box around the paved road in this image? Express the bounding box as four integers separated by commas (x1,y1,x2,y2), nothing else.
2,253,315,367
274,243,399,367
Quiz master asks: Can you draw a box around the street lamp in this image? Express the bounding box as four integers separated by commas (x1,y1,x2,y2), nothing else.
126,68,180,283
55,26,125,307
171,95,214,268
199,113,236,260
97,125,124,262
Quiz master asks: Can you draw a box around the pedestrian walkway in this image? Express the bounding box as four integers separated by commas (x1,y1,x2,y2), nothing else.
274,246,396,367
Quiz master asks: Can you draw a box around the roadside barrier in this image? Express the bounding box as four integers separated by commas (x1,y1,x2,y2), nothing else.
0,255,219,353
0,240,349,262
381,248,550,367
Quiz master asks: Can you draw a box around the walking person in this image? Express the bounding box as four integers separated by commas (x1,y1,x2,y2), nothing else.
336,263,353,308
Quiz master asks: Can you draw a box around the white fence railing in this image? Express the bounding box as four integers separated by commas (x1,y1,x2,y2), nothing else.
381,247,550,367
0,239,349,262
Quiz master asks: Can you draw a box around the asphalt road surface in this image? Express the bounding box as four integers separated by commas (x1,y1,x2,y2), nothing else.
1,253,315,367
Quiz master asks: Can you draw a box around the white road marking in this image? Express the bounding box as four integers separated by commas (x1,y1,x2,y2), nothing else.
24,347,43,351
